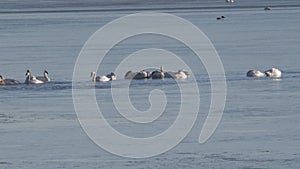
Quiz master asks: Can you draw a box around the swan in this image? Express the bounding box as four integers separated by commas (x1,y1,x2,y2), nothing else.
226,0,234,3
151,66,165,79
91,72,116,82
264,68,282,78
174,70,189,79
264,6,271,10
0,75,20,85
165,69,190,79
106,72,117,81
36,70,50,82
124,70,150,80
25,70,44,84
246,70,265,77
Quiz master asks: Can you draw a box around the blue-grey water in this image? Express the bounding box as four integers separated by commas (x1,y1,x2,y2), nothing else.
1,0,300,168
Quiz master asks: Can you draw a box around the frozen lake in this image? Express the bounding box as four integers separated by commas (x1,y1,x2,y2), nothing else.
0,0,300,168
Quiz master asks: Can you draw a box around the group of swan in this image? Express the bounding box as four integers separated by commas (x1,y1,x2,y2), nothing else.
247,68,282,78
124,66,190,80
0,70,50,85
1,67,282,85
91,66,190,82
25,70,50,84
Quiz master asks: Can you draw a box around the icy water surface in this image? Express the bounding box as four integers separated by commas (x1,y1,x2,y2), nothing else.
0,0,300,168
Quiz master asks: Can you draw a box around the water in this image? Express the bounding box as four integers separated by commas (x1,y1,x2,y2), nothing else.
1,0,300,168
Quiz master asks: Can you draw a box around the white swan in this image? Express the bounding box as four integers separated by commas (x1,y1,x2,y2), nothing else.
264,68,282,78
106,72,117,81
165,69,190,79
36,70,50,82
0,75,20,85
124,70,150,80
151,66,165,79
246,70,265,77
174,70,188,79
25,70,44,84
91,72,116,82
226,0,234,3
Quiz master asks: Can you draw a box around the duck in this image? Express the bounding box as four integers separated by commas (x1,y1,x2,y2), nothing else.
0,75,20,85
151,66,165,79
91,71,116,82
246,70,265,77
264,68,282,78
25,70,44,84
124,70,150,80
36,70,50,82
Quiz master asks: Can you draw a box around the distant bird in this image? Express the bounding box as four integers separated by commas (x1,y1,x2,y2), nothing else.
0,75,20,85
264,6,271,10
25,69,44,84
91,72,116,82
264,68,282,78
124,70,150,80
217,16,226,20
36,70,50,82
226,0,234,3
151,66,165,79
246,70,265,77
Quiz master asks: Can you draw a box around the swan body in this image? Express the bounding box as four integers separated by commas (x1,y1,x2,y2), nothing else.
265,68,282,78
151,66,165,79
174,70,188,79
246,70,265,77
36,70,50,82
91,72,116,82
124,70,150,80
0,75,20,85
106,72,117,81
165,69,190,79
25,70,44,84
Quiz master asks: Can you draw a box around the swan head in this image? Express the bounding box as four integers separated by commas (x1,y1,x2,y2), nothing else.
160,66,164,73
90,72,97,82
0,75,3,81
110,72,117,80
44,70,49,75
90,72,96,77
25,69,31,77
